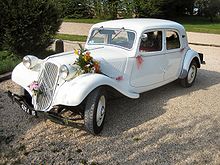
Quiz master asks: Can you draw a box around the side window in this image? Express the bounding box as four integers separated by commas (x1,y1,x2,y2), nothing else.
166,31,180,50
139,31,162,52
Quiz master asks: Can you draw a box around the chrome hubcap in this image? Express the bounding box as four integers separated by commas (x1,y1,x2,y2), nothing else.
187,65,196,84
96,96,106,127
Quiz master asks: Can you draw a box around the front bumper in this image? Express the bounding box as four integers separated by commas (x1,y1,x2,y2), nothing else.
199,53,206,64
7,91,81,125
7,91,37,116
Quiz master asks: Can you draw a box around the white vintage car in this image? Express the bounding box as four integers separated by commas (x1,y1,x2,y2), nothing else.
9,19,205,134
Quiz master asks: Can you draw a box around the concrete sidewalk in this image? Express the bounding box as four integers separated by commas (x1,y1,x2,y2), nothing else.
59,22,220,46
59,22,92,36
187,32,220,46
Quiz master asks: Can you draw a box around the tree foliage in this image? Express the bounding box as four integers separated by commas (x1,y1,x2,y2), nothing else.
132,0,163,18
90,0,196,19
1,0,62,56
63,0,93,18
91,0,120,19
0,2,5,50
195,0,220,22
160,0,195,18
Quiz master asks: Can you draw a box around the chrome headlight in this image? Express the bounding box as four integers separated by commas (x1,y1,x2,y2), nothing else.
59,64,80,80
60,65,80,80
23,55,39,69
59,65,69,79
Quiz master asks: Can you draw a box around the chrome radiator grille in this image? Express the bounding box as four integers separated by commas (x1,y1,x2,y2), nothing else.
36,62,59,111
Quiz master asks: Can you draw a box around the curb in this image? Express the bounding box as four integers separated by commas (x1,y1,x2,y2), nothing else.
0,72,12,83
189,42,220,47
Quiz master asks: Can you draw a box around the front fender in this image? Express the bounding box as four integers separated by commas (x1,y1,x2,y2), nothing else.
52,74,139,107
179,49,201,79
11,63,39,95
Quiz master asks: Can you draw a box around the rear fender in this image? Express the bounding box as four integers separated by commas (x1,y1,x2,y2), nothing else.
52,74,139,107
179,49,201,79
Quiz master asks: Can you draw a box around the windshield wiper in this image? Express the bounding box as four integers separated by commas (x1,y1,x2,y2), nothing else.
90,26,104,40
112,27,125,41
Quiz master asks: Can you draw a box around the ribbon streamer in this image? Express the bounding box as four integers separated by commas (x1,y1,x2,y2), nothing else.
136,55,144,69
116,76,123,81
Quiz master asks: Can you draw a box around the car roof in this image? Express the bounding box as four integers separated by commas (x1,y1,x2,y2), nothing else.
91,18,186,35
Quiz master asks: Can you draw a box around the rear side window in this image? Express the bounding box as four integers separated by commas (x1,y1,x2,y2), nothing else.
166,31,180,50
139,31,162,52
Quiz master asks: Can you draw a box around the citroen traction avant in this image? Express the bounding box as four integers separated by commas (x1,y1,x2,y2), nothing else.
8,19,205,134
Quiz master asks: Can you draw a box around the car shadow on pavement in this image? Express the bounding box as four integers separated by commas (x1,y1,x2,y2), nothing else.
102,68,220,136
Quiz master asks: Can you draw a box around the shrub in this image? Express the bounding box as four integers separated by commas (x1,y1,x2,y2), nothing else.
0,2,5,50
0,51,20,74
1,0,62,56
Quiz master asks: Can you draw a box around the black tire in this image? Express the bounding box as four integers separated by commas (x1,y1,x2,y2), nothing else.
180,61,198,88
20,87,33,107
24,89,33,106
84,87,107,135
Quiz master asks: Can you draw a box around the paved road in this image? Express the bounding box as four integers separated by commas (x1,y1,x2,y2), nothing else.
59,22,220,46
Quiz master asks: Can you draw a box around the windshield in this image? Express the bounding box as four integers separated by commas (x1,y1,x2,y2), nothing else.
88,28,135,49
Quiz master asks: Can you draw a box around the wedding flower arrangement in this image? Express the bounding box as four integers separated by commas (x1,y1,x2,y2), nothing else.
74,45,100,73
28,81,42,96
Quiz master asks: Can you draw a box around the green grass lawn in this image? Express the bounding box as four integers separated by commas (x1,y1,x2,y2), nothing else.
64,16,220,34
183,24,220,34
0,50,56,74
55,34,87,42
0,51,21,74
176,16,220,34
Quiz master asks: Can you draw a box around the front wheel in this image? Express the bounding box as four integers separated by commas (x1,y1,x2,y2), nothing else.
180,61,198,88
84,87,107,135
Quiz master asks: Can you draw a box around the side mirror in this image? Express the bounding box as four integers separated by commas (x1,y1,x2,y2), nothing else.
141,34,148,42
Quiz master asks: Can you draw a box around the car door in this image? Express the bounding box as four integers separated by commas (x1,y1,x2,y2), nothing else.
164,30,183,80
130,30,166,87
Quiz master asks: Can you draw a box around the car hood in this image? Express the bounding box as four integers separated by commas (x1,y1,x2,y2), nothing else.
45,51,77,66
45,47,128,78
89,46,128,78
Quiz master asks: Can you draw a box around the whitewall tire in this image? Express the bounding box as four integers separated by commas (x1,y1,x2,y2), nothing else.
180,61,198,88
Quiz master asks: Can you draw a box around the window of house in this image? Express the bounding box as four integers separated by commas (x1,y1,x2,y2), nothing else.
166,31,180,50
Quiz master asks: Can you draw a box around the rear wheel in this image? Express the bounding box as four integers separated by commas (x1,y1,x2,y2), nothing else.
84,87,107,135
180,61,197,88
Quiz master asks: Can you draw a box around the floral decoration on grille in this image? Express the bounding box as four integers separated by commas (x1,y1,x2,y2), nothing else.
28,81,42,96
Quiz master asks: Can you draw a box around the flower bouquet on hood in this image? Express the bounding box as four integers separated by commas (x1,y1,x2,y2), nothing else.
74,44,100,74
